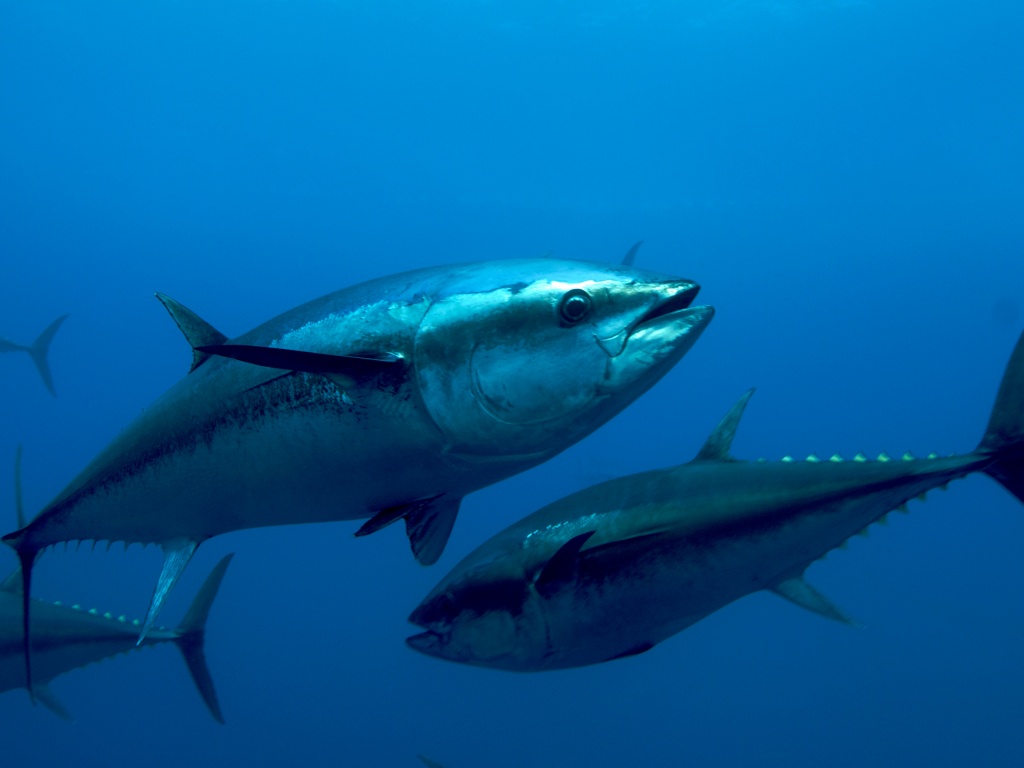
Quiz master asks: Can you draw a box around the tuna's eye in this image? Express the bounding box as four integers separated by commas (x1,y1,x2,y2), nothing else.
559,289,592,325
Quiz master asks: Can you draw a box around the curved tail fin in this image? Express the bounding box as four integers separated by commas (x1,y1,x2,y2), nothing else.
979,329,1024,504
173,554,233,724
27,315,68,397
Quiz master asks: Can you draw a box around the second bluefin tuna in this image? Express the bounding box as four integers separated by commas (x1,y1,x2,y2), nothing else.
407,330,1024,671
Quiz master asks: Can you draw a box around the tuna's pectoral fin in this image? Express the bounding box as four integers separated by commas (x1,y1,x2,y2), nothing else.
196,344,402,378
771,576,862,627
34,683,73,721
140,539,198,645
355,495,461,566
173,554,233,724
534,531,596,598
155,294,227,373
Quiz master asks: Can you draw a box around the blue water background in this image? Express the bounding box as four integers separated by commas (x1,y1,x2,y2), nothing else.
2,1,1023,766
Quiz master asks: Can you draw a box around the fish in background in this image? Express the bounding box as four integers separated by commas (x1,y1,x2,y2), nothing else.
0,554,233,722
0,315,68,397
3,255,714,695
407,330,1024,671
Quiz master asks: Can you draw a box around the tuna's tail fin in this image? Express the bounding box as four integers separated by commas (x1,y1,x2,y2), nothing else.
27,315,68,397
979,329,1024,504
172,554,233,724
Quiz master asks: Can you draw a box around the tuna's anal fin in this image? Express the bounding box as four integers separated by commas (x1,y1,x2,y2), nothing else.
355,495,461,566
694,389,755,462
140,539,198,644
771,575,861,627
155,293,227,373
196,344,402,378
535,531,596,598
34,683,73,721
174,553,233,724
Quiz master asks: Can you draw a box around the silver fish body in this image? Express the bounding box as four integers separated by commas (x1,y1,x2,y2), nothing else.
7,259,710,554
3,257,712,678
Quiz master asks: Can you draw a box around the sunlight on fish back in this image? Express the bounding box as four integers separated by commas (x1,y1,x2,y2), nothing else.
2,255,713,694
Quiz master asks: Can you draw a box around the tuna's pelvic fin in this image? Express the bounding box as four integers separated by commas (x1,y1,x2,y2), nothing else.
771,576,861,627
173,553,233,724
155,294,227,373
694,389,755,462
140,539,198,644
196,344,402,377
535,531,596,598
355,494,461,566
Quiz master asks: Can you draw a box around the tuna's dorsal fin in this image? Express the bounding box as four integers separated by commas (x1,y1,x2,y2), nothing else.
34,682,73,721
355,494,461,566
771,575,861,627
418,757,446,768
139,538,198,644
693,389,756,462
0,568,22,594
535,531,596,598
621,240,644,266
195,344,402,378
155,293,228,373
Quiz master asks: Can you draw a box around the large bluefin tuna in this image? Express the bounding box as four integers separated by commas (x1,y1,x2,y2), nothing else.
4,256,713,692
407,330,1024,672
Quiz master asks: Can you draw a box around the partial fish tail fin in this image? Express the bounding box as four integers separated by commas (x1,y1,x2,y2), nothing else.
979,329,1024,505
172,553,233,724
27,315,68,397
14,444,25,529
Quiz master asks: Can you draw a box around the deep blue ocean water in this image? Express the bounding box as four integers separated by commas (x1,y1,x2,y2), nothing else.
1,1,1023,766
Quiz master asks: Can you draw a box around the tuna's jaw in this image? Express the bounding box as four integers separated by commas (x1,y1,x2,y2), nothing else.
406,630,446,658
598,304,713,398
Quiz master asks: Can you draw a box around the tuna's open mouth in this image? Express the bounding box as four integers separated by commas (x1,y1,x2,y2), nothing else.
632,281,701,332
